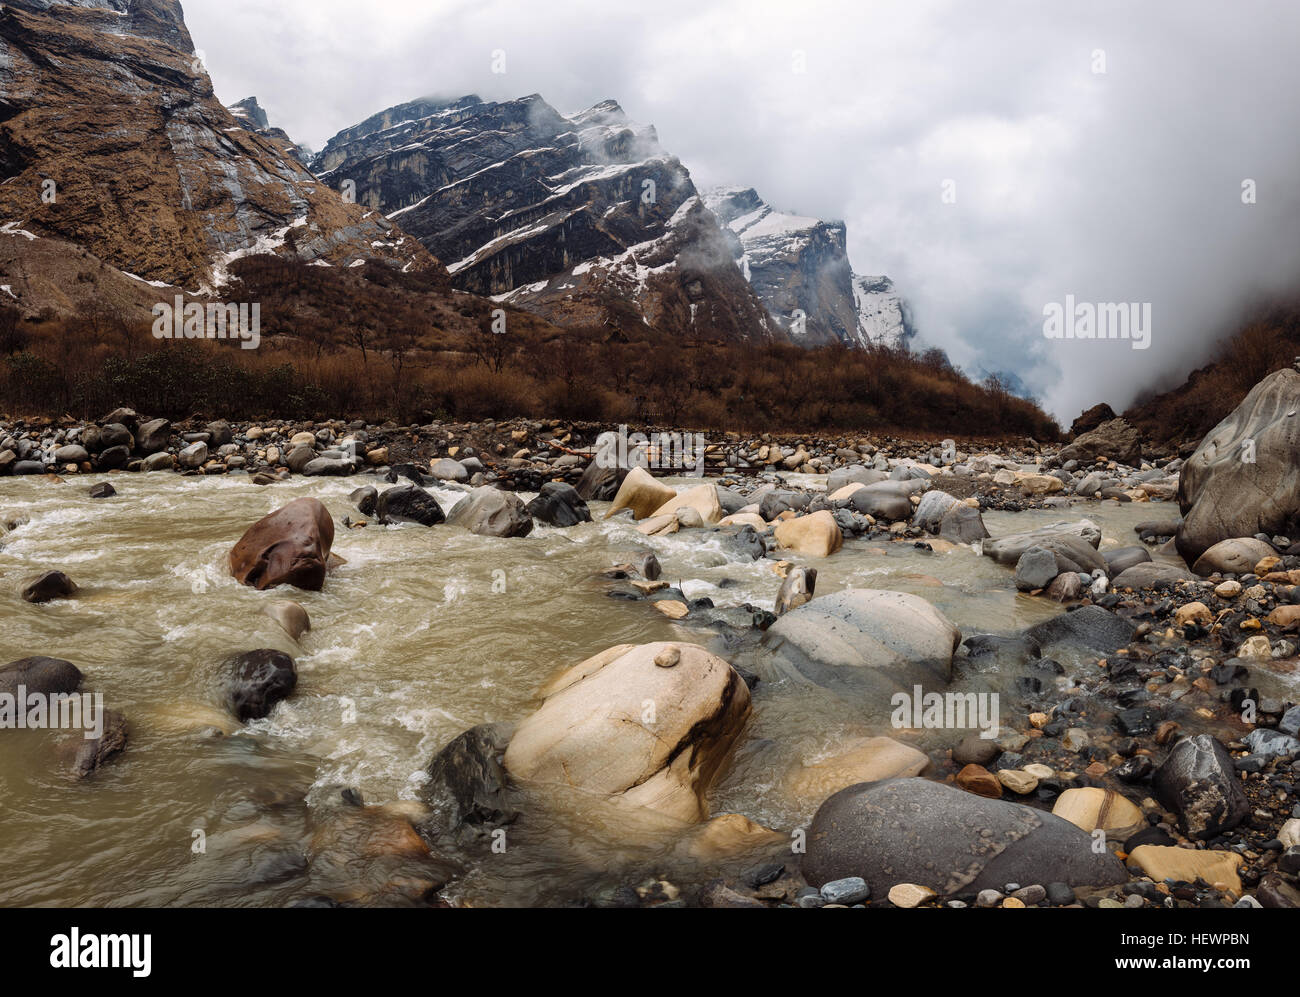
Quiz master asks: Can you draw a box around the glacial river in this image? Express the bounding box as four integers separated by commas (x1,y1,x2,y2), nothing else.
0,473,1198,906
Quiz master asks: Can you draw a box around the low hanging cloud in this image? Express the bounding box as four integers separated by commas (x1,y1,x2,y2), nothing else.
185,0,1300,421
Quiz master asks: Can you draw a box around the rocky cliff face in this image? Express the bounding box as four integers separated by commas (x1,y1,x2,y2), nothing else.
314,95,778,342
227,96,313,166
0,0,434,307
704,186,910,348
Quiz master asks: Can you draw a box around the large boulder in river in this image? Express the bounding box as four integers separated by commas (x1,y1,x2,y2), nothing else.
223,649,297,721
982,519,1101,565
422,723,518,832
1022,605,1134,654
1056,417,1143,466
503,642,751,823
0,656,82,698
21,570,77,603
1191,537,1276,577
1176,367,1300,564
575,434,633,501
1102,545,1152,576
847,481,918,521
912,490,960,533
525,482,592,527
605,466,677,520
1009,534,1106,577
1014,547,1059,591
650,483,723,525
774,510,843,558
376,483,445,526
802,777,1127,896
228,497,334,591
763,589,961,690
938,503,989,544
264,600,310,641
446,486,533,537
775,565,817,616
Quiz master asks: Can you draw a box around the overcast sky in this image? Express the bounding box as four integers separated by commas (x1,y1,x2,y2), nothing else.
184,0,1300,422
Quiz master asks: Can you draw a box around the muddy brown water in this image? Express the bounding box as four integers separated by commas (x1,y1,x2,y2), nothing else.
0,473,1235,906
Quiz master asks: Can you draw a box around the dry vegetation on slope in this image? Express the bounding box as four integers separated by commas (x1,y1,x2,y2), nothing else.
0,256,1058,439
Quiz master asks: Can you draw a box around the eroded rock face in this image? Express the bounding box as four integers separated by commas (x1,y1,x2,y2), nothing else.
1177,368,1300,564
502,642,751,823
763,588,961,690
704,186,910,348
802,777,1127,896
0,0,434,298
313,95,776,344
228,497,335,591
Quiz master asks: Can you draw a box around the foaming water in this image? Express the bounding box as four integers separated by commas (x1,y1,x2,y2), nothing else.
0,473,1168,905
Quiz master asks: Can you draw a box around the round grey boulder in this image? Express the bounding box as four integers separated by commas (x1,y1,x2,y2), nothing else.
763,588,961,691
802,777,1127,896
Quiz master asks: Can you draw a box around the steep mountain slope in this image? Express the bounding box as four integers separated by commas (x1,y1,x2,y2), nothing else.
852,275,911,348
1123,297,1300,449
0,0,434,310
313,95,778,342
703,186,910,348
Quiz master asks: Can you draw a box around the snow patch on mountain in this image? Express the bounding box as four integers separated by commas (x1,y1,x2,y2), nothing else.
703,185,910,349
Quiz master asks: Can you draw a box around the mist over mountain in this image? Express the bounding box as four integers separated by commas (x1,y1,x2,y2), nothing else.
182,0,1300,420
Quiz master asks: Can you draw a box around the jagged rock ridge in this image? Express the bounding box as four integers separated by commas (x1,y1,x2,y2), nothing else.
227,97,313,166
313,94,779,342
